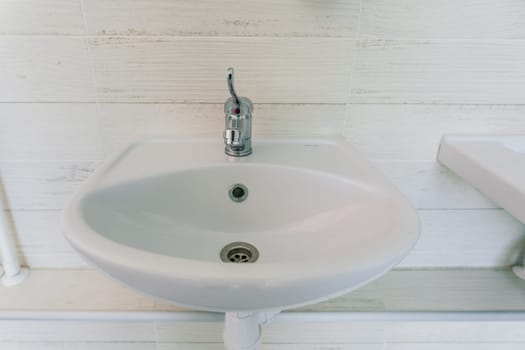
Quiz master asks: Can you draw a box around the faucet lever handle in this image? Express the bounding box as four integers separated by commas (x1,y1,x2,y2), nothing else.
227,67,240,105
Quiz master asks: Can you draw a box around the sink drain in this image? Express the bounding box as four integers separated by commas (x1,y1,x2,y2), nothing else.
229,184,248,203
220,242,259,263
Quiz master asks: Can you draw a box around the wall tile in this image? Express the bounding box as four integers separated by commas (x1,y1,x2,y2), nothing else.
360,0,525,40
0,0,84,35
8,210,86,267
0,160,500,212
99,103,345,156
0,321,156,342
374,161,497,209
9,208,523,269
0,38,94,102
89,37,354,103
399,209,525,268
351,40,525,104
350,40,525,104
345,104,525,160
158,344,382,350
0,104,102,161
83,0,360,37
0,268,155,311
385,343,525,350
2,269,524,313
300,269,525,312
0,344,155,350
156,320,525,343
0,161,99,210
0,0,523,275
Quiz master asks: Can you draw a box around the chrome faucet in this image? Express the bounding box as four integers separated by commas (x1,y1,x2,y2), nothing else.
223,68,253,157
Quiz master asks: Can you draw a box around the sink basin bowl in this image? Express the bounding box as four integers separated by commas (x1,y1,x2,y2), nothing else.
63,138,419,312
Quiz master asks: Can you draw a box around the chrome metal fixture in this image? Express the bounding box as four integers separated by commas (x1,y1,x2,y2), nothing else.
220,242,259,263
223,68,253,157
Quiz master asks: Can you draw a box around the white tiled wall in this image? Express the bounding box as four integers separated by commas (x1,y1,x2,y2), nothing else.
1,0,525,271
1,1,525,348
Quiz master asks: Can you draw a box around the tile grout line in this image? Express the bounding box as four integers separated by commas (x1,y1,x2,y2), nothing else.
154,320,160,350
3,33,525,43
1,208,507,214
79,0,106,161
2,101,525,106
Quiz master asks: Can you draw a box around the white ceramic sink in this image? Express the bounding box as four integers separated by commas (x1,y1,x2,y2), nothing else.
63,138,419,312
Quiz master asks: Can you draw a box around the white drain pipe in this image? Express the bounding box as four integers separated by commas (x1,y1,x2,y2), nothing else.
512,264,525,280
224,311,280,350
0,179,29,286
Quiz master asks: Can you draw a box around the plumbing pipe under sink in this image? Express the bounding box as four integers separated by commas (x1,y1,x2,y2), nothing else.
0,179,29,286
224,311,280,350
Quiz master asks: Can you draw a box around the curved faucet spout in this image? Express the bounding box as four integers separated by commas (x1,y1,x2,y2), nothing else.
227,68,240,106
223,68,253,157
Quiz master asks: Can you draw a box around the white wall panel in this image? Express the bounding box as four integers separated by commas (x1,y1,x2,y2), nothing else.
2,339,525,350
0,160,499,211
2,269,524,313
386,345,525,350
0,321,156,342
374,161,497,209
0,104,102,161
0,269,155,311
0,0,524,348
360,0,525,40
83,0,360,37
0,269,523,346
345,104,525,161
304,269,525,312
159,346,381,350
156,320,525,343
7,208,522,269
100,103,345,156
0,38,94,102
350,41,525,104
8,210,87,267
89,37,354,103
0,161,99,210
400,210,524,268
0,0,84,35
0,344,155,350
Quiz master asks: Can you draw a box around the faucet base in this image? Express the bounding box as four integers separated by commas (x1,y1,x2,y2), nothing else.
225,148,252,157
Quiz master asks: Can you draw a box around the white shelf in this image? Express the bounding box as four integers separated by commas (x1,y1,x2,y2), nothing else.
438,135,525,224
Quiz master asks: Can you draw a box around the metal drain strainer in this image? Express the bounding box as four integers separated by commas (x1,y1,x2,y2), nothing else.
220,242,259,263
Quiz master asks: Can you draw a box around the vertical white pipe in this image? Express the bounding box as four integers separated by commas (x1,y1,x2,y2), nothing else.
511,227,525,280
0,178,29,286
223,311,280,350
